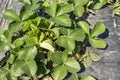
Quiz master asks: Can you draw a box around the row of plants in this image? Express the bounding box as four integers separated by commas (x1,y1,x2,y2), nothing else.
0,0,119,80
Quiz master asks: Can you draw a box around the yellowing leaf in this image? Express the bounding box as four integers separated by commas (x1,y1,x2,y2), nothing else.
89,50,101,62
40,41,54,52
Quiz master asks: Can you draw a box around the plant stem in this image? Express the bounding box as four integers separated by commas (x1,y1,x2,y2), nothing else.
48,21,54,29
46,21,54,36
33,75,38,80
75,73,78,78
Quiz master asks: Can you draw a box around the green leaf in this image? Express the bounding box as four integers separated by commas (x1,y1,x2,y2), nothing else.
73,4,84,17
0,41,10,52
13,60,25,70
89,38,106,48
91,22,106,37
8,54,15,64
3,9,20,21
14,60,37,76
60,27,72,36
8,22,23,33
81,74,96,80
92,0,107,9
19,0,39,20
73,0,89,6
20,63,30,76
40,40,54,52
14,0,31,5
57,3,74,16
62,51,68,62
22,20,31,31
13,67,24,77
69,29,85,42
32,17,41,26
0,71,7,80
39,32,45,42
6,72,17,80
13,38,24,47
26,60,37,76
82,56,92,67
44,0,57,17
72,0,81,6
51,28,60,37
71,77,79,80
64,57,80,73
80,0,89,5
89,50,101,62
52,15,71,26
0,30,12,52
113,1,120,15
24,36,38,47
3,30,12,43
17,46,37,60
78,21,90,35
21,9,34,21
51,52,63,64
20,6,34,21
30,0,40,10
51,65,67,80
56,37,75,51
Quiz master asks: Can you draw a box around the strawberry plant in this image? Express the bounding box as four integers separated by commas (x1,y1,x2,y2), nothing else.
0,0,109,80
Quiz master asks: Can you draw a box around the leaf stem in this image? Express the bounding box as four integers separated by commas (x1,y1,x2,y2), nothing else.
75,73,78,78
48,21,54,29
46,21,54,36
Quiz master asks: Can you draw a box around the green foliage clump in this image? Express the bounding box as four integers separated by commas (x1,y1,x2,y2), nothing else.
1,0,118,80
